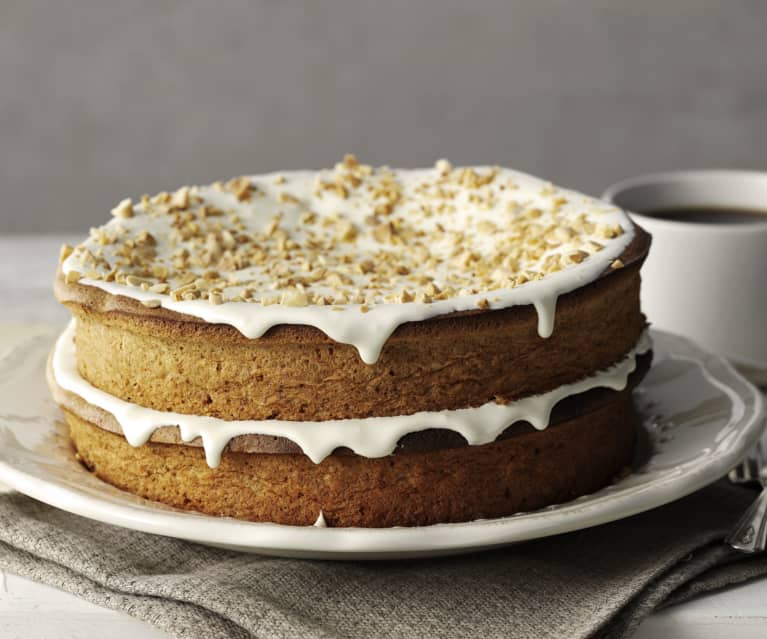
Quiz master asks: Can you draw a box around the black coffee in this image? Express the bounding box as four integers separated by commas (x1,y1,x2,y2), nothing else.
641,207,767,225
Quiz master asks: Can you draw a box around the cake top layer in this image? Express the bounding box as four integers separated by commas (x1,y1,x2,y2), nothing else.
60,156,636,363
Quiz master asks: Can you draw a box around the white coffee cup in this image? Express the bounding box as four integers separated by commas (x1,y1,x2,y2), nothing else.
602,170,767,382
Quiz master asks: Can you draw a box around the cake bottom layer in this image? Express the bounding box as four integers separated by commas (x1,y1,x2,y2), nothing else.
66,390,638,527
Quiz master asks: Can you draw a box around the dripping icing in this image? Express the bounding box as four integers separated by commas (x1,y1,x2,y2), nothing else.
313,511,328,528
53,321,652,468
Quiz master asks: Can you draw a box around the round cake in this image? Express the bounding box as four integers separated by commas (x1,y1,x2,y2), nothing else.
49,156,652,527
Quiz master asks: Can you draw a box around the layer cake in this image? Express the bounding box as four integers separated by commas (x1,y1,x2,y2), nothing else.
49,156,652,527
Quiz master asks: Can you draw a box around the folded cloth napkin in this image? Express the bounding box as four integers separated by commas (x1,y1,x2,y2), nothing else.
0,481,765,639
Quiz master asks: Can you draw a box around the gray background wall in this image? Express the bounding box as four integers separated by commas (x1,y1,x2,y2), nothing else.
1,0,766,233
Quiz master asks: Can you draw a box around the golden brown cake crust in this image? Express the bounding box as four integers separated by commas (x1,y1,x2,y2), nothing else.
66,388,639,527
54,226,650,422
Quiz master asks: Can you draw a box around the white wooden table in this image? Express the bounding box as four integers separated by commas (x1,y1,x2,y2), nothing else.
1,234,766,638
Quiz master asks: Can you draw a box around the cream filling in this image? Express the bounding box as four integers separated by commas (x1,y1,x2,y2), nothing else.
53,320,651,467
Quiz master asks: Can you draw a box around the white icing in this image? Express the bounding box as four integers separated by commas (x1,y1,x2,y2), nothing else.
313,511,327,528
53,321,652,468
61,166,635,364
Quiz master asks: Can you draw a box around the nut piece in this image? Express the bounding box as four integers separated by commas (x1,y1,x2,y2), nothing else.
149,283,170,294
280,289,309,307
110,198,134,219
170,186,191,209
59,244,74,264
228,177,254,201
278,192,300,205
65,270,82,284
337,220,357,242
566,250,589,264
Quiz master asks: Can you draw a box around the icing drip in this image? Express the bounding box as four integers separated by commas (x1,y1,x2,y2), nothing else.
533,294,558,339
313,511,327,528
60,165,635,364
53,321,652,468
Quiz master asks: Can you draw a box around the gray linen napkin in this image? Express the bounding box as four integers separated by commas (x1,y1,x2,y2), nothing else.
0,481,764,639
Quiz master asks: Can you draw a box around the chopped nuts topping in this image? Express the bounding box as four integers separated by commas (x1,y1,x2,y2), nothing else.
61,155,631,310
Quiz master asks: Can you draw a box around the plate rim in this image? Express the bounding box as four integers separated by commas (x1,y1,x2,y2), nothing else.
0,328,763,558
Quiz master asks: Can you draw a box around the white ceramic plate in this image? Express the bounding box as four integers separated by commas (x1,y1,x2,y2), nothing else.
0,328,763,559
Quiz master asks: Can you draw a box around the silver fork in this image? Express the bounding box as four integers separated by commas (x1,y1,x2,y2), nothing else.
727,442,767,553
